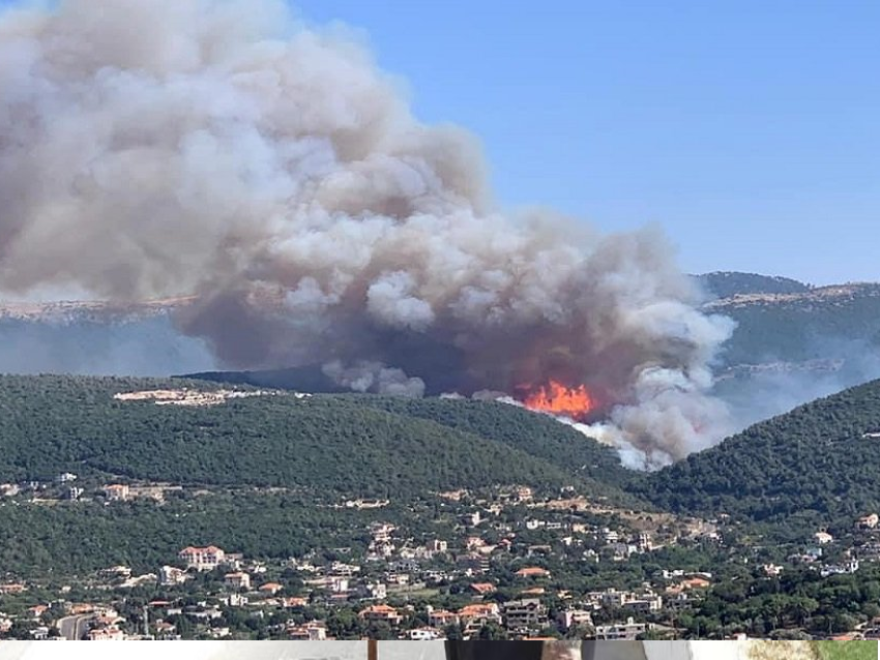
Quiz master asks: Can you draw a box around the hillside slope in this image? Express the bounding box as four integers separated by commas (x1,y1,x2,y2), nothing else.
0,374,632,501
640,378,880,528
349,395,636,490
707,283,880,366
695,271,812,299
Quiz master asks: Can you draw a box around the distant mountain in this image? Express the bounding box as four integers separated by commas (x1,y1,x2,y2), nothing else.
695,271,812,299
0,296,195,323
638,377,880,534
708,282,880,367
687,274,880,430
691,272,880,367
0,297,214,376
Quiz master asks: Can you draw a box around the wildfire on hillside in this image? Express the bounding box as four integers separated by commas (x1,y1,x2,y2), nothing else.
517,380,596,422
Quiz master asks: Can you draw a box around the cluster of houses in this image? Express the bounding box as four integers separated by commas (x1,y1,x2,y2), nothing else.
6,473,880,642
0,484,725,642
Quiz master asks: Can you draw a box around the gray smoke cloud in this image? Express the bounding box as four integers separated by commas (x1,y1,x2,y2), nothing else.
322,360,425,398
0,0,736,466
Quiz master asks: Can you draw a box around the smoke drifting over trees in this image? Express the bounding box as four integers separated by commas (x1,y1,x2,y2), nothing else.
0,0,736,466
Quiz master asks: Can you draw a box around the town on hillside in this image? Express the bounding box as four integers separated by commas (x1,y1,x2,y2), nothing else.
4,472,880,642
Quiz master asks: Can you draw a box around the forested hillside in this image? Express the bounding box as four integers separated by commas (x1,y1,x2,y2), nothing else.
8,372,880,558
707,283,880,366
0,374,631,501
0,491,383,574
695,271,811,299
349,395,636,490
639,378,880,530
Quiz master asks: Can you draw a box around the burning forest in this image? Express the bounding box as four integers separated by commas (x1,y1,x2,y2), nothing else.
0,0,737,467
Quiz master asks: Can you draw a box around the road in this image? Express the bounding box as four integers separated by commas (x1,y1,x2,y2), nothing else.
57,613,94,640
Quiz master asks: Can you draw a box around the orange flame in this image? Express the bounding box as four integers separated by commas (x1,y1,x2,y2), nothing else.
521,380,595,421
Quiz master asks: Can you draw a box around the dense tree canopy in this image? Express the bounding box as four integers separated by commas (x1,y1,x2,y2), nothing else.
640,378,880,532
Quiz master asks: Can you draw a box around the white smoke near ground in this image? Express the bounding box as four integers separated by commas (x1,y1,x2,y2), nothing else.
322,359,425,398
0,0,736,467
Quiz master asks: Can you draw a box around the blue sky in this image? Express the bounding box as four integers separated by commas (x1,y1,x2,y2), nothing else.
292,0,879,284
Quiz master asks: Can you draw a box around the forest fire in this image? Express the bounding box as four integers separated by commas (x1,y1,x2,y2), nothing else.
520,380,596,421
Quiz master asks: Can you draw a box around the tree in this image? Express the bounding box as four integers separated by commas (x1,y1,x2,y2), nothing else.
476,623,508,640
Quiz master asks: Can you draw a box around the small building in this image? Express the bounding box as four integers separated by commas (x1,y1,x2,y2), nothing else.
469,582,497,597
595,618,648,641
224,572,251,591
814,531,834,545
558,609,593,630
288,620,327,640
359,604,403,627
104,484,130,502
89,626,125,641
427,608,459,629
259,582,284,596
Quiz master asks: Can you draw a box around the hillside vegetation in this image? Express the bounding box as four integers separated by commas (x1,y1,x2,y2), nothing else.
695,271,811,299
0,374,632,501
350,395,637,490
639,378,880,530
706,283,880,366
0,491,382,574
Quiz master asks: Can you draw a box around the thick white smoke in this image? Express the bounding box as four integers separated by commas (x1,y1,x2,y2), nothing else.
0,0,736,466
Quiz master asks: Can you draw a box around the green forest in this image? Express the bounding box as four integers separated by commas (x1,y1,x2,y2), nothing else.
640,377,880,534
4,373,880,581
0,374,628,499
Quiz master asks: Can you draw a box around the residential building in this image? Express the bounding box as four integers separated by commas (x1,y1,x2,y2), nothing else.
359,604,403,627
502,598,548,632
595,618,648,641
469,582,496,597
558,609,593,630
104,484,130,501
427,608,459,629
89,626,124,641
224,572,251,591
178,545,226,571
260,582,284,596
288,620,327,640
457,603,502,633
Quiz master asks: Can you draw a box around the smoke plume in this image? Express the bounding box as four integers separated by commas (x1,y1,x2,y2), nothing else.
0,0,736,466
